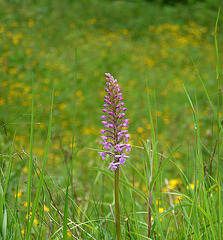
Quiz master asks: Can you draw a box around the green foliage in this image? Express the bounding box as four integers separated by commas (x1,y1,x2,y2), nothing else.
144,0,220,7
0,0,223,239
145,0,190,4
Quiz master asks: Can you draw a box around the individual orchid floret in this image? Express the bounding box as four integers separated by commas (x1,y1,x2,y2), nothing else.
99,73,131,170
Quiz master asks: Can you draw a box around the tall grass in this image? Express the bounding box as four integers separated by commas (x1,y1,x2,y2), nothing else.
1,59,222,239
0,1,223,239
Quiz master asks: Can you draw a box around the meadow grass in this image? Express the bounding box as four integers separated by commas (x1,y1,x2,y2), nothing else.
0,0,223,239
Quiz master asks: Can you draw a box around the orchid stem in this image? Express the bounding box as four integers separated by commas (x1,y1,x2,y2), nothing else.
115,168,122,240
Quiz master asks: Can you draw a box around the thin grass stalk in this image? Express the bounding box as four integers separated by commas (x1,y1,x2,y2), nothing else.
125,218,131,240
0,185,3,238
148,190,152,238
70,44,78,200
63,184,69,240
145,76,155,147
214,6,223,237
27,77,34,223
0,114,25,131
209,136,218,185
115,168,122,240
195,97,203,239
145,77,157,237
142,141,152,238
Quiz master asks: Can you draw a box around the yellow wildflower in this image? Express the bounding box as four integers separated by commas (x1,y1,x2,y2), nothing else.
22,166,29,173
174,152,182,159
159,207,164,214
14,191,22,198
25,48,32,55
44,205,50,212
28,19,34,28
67,231,72,238
169,179,181,189
187,183,195,190
137,127,144,133
173,195,183,204
33,218,38,227
0,98,5,106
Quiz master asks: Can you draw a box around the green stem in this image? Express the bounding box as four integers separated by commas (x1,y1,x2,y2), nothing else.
115,168,122,240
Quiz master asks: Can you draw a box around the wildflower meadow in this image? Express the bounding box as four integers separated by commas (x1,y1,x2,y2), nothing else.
0,0,223,239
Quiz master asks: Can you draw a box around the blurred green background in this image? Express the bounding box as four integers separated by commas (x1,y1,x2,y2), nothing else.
0,0,222,182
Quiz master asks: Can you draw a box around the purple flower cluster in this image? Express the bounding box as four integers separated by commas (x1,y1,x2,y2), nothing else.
99,73,131,171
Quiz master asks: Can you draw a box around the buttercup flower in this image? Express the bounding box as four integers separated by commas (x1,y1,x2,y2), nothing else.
99,73,131,170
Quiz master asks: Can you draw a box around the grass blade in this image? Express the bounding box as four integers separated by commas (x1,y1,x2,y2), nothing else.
215,5,221,79
2,208,7,240
63,184,69,240
26,84,54,239
27,77,35,221
3,132,15,196
150,145,181,190
5,201,22,240
0,132,16,237
146,75,155,146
